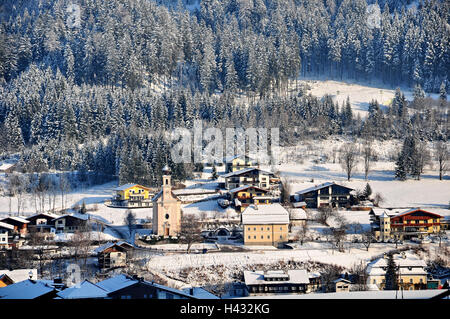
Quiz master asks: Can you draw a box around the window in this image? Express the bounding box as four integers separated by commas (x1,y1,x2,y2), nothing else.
267,235,270,239
165,214,169,219
261,236,264,239
410,279,413,283
373,279,376,284
267,227,270,231
254,227,256,231
254,236,256,239
248,236,250,239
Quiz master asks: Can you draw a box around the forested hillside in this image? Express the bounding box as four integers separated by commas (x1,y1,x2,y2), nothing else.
0,0,448,186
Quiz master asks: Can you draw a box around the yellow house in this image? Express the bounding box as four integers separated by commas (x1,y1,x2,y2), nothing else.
366,252,428,290
223,168,274,190
108,184,154,208
242,204,289,247
229,185,271,212
225,155,258,173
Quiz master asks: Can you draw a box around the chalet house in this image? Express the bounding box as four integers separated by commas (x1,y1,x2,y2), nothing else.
95,241,134,269
26,212,58,234
294,182,354,208
241,204,289,246
223,167,277,190
0,222,14,247
152,166,181,238
107,184,155,208
56,274,198,299
244,270,318,294
52,214,89,233
370,208,443,241
229,185,272,212
224,155,258,173
366,252,428,291
0,279,59,299
0,216,29,237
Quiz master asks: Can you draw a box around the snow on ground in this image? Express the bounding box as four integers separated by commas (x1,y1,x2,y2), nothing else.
181,200,239,220
297,76,440,116
147,243,409,273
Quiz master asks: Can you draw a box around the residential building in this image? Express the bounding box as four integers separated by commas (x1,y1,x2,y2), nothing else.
224,155,258,173
289,208,307,227
152,166,181,237
53,214,89,233
294,182,354,208
229,185,272,212
56,274,199,299
370,208,443,241
95,241,134,269
223,167,277,190
0,216,29,237
106,184,155,208
244,270,316,294
0,222,13,247
366,252,428,291
26,212,59,234
241,204,289,246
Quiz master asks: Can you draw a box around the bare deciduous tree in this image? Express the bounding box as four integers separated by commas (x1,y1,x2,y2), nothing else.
315,206,335,226
434,141,448,180
294,222,309,245
362,141,375,180
340,143,358,181
179,214,202,253
362,230,375,251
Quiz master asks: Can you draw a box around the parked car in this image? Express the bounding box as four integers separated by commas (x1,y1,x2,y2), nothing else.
421,237,432,244
218,199,230,208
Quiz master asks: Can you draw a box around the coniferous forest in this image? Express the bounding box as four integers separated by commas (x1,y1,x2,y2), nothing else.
0,0,448,186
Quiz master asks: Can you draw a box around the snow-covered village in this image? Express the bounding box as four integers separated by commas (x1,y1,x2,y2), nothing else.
0,0,449,310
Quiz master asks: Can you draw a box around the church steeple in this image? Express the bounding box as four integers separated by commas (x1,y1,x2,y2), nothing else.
162,165,171,190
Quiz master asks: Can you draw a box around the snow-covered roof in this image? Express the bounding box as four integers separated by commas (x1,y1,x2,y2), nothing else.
290,208,307,220
114,183,150,191
56,280,109,299
0,280,55,299
27,212,59,220
222,167,273,178
242,204,289,225
0,269,37,283
394,208,443,219
94,241,133,254
229,185,268,194
224,154,258,163
243,289,447,299
0,221,14,230
333,278,352,284
0,163,15,171
93,274,195,299
295,182,353,195
52,213,89,221
244,270,310,286
1,216,30,224
181,287,220,299
366,252,428,276
292,201,307,208
95,274,137,292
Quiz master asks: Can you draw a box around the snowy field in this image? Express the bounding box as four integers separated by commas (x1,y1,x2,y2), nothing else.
297,77,440,116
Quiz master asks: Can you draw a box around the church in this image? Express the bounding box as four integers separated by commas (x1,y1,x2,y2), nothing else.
152,165,182,237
